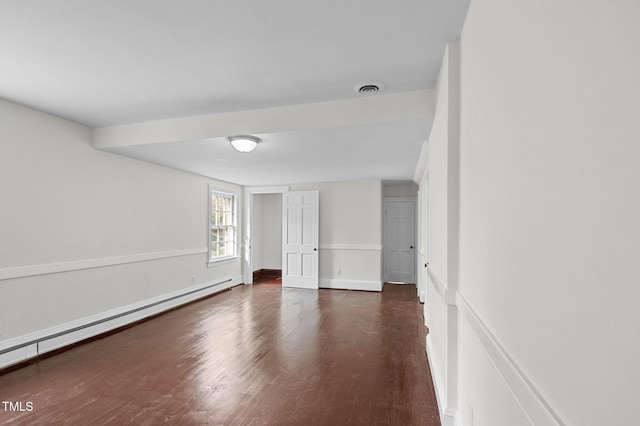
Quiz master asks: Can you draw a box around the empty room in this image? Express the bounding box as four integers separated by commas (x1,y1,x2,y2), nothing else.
1,1,639,425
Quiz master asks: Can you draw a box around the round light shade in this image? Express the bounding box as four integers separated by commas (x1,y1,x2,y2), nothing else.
229,135,260,153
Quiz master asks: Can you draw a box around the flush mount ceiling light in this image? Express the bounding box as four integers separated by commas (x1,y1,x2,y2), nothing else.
228,135,260,153
353,81,385,95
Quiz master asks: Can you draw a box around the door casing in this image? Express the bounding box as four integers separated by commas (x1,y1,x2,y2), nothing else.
243,186,289,285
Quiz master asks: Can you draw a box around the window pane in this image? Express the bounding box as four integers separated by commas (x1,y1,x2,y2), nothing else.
209,191,236,260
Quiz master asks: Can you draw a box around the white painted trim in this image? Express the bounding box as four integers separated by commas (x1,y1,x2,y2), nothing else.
413,139,429,184
443,408,457,426
319,278,383,292
207,256,241,267
318,243,382,251
427,266,446,297
0,276,242,369
427,334,457,426
243,186,289,285
456,292,564,426
282,281,318,290
426,334,446,418
209,185,241,262
427,265,456,305
0,248,207,281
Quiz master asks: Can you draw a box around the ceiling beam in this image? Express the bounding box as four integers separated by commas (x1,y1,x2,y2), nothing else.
93,90,434,149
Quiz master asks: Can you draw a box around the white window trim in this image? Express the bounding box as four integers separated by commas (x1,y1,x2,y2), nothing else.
208,185,240,265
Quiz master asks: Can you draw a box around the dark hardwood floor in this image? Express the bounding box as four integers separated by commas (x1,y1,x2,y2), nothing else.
0,281,439,425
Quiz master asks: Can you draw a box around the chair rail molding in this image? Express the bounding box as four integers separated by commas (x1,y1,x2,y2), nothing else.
318,243,382,251
0,248,207,281
456,292,564,426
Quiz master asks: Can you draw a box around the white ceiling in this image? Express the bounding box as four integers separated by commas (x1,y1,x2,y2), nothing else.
0,0,470,186
105,120,430,186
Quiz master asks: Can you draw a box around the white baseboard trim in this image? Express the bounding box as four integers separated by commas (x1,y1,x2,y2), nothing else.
319,278,383,292
0,275,241,369
282,281,319,290
456,292,563,426
443,409,457,426
0,247,208,281
426,334,457,426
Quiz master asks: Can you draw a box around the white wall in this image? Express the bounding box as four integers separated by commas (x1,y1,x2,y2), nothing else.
290,180,383,290
423,44,458,425
428,51,449,288
416,180,427,302
382,182,418,197
0,99,242,364
251,194,264,270
422,0,640,425
252,193,282,271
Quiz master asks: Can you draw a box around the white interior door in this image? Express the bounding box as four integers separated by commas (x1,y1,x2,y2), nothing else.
384,198,416,283
282,190,319,289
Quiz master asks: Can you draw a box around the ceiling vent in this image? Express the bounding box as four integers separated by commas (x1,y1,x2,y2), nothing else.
354,81,385,95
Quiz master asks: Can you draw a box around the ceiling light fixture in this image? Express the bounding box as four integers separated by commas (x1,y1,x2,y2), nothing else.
229,135,260,153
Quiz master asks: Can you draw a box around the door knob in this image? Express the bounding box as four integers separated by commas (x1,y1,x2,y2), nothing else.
410,246,414,249
313,248,317,251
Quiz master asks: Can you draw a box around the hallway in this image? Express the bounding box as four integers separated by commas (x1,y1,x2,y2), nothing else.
0,284,439,425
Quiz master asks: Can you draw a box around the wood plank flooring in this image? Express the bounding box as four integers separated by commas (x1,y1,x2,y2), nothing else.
0,282,439,425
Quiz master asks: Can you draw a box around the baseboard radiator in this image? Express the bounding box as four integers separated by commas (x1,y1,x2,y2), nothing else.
0,277,237,370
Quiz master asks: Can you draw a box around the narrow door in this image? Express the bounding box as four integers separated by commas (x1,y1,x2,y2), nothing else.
384,198,416,283
282,191,319,289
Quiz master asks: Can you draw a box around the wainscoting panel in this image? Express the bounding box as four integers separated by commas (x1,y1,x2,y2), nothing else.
456,293,563,426
425,264,561,425
426,334,456,426
318,244,382,251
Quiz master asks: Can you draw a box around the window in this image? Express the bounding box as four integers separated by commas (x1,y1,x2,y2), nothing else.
209,187,238,262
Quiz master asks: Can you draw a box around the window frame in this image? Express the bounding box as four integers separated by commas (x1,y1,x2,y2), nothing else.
208,185,239,264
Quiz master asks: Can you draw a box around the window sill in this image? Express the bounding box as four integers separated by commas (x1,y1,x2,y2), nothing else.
207,256,240,267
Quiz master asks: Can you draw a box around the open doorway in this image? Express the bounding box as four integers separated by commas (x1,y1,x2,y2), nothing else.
243,186,288,285
244,186,320,289
252,193,283,285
